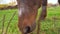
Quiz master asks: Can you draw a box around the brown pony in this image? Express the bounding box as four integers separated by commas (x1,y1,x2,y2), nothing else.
16,0,47,34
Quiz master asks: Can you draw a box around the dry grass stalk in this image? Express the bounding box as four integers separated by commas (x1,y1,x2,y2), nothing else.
4,11,16,34
37,20,40,34
1,14,5,34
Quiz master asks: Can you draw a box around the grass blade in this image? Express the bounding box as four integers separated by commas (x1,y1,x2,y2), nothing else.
4,11,16,34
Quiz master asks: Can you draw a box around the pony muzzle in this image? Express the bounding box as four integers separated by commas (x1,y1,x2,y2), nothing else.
24,26,31,33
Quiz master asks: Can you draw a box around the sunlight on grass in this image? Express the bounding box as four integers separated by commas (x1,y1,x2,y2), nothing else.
0,6,60,34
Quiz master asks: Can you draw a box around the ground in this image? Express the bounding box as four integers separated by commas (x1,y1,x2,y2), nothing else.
0,6,60,34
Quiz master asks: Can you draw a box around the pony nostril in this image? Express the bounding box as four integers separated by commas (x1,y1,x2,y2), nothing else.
24,26,31,33
26,26,31,33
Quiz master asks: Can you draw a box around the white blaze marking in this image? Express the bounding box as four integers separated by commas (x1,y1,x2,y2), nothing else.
18,9,22,16
18,7,25,16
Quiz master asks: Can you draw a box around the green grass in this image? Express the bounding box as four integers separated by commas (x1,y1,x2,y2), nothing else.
0,6,60,34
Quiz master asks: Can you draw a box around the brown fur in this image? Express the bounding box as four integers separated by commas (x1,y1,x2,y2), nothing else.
58,0,60,5
16,0,47,34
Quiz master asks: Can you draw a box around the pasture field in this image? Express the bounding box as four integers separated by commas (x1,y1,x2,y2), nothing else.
0,6,60,34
